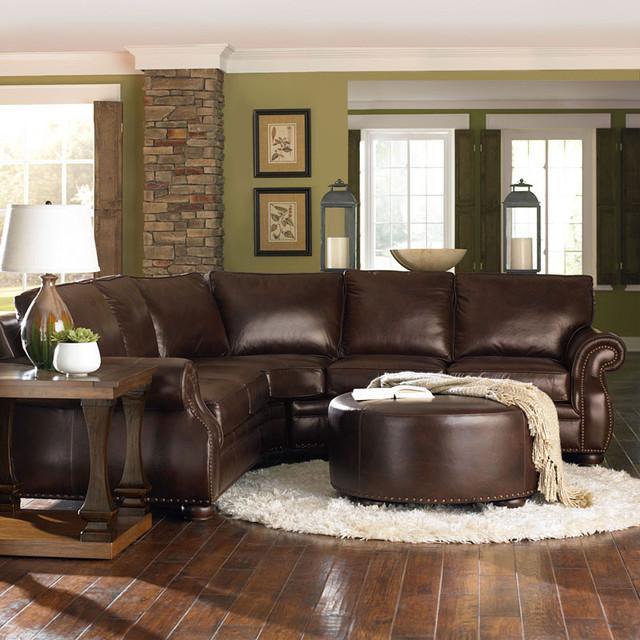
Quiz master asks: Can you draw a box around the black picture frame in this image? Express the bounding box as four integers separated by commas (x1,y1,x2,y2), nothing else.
253,109,311,178
254,187,311,256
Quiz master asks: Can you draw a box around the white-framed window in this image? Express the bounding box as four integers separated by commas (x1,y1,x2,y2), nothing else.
360,129,454,270
502,129,596,277
0,103,95,310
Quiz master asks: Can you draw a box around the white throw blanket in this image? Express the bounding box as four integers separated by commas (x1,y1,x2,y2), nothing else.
367,372,591,508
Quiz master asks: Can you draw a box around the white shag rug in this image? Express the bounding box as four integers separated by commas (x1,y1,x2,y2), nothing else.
215,460,640,544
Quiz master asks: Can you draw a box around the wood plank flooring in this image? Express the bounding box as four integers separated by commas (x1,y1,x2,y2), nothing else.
0,355,638,639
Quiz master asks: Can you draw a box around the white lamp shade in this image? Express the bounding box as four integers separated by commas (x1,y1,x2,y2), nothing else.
0,204,100,273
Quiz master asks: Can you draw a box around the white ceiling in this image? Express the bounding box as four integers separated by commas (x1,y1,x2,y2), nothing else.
3,0,640,52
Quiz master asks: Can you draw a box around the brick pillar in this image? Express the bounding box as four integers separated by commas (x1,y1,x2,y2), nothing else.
143,69,224,275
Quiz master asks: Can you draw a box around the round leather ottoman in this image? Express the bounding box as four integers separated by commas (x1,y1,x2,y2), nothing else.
328,393,539,507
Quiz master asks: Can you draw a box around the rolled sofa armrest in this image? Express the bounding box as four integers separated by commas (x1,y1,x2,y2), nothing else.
564,326,626,452
0,312,23,360
99,356,223,447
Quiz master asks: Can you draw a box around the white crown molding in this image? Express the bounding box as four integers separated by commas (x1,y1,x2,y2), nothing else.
225,47,640,74
2,45,640,76
350,99,640,110
0,51,138,76
125,44,233,71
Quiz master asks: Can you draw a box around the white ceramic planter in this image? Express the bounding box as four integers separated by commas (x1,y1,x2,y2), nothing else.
52,342,101,376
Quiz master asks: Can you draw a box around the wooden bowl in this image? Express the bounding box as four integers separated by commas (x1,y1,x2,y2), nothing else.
390,248,467,271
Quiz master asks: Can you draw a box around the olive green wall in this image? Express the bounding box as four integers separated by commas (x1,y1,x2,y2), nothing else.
224,69,640,336
224,73,348,272
0,75,144,274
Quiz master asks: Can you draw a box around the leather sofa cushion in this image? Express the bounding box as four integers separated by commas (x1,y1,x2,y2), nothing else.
15,280,126,357
134,273,228,358
198,378,257,436
455,274,593,360
327,354,446,395
194,360,269,412
94,277,159,357
448,356,570,402
211,272,343,357
342,270,454,359
195,354,330,399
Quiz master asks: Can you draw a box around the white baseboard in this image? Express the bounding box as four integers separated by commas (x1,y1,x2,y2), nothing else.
621,337,640,352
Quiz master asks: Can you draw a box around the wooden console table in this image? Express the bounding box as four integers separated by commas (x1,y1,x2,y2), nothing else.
0,360,156,559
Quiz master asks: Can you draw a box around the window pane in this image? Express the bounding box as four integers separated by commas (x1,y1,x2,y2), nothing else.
389,196,407,223
374,196,391,223
375,140,391,168
426,223,444,248
390,223,408,247
410,196,427,223
0,111,26,161
389,140,407,167
28,164,62,205
409,140,427,166
0,165,24,209
375,170,390,196
426,140,444,167
375,224,391,252
426,168,444,196
426,196,444,223
66,108,94,160
390,168,407,195
66,164,94,206
410,224,427,246
410,168,427,195
27,113,63,161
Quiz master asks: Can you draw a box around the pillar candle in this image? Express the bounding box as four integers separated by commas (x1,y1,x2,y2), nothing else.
326,237,350,269
510,237,533,270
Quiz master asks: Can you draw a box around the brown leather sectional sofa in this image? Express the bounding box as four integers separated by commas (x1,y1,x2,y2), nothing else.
0,270,625,519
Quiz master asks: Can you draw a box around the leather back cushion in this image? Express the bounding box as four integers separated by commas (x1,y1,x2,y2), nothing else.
211,272,343,357
15,280,127,357
455,274,594,359
134,273,228,358
94,277,159,357
342,270,454,359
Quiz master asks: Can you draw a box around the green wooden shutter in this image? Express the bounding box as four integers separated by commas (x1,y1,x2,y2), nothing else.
596,128,621,285
348,130,362,269
621,128,640,284
455,129,476,272
479,130,501,272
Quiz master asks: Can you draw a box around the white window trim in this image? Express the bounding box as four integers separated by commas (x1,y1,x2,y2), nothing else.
0,84,120,104
348,113,469,130
501,128,596,280
627,114,640,128
487,113,611,130
360,128,455,270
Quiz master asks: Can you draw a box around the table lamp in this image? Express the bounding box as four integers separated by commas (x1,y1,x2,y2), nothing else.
0,204,100,370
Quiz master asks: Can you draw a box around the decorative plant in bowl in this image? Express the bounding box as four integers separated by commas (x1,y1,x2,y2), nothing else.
51,327,101,376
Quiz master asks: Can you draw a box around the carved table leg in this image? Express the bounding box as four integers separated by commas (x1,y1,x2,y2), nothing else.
115,389,151,516
0,399,18,513
79,399,117,542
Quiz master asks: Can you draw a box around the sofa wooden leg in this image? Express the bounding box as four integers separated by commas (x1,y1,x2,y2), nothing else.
494,497,526,508
181,504,215,521
563,452,605,466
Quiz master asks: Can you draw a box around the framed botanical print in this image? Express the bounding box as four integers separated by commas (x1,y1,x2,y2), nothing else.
253,109,311,177
254,187,311,256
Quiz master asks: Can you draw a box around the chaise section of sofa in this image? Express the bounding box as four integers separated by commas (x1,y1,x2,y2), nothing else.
0,269,626,518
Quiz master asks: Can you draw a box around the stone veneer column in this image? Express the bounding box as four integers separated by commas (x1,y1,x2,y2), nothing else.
143,69,224,275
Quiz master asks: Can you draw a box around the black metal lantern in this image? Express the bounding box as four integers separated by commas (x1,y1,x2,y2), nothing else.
320,179,359,271
503,179,542,274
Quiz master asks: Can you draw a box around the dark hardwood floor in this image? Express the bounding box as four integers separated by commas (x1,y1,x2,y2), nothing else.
0,355,639,639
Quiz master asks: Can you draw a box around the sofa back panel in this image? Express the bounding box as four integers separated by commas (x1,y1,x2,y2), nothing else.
455,274,594,359
211,272,343,357
134,273,229,358
94,277,159,357
15,281,126,356
342,270,454,359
